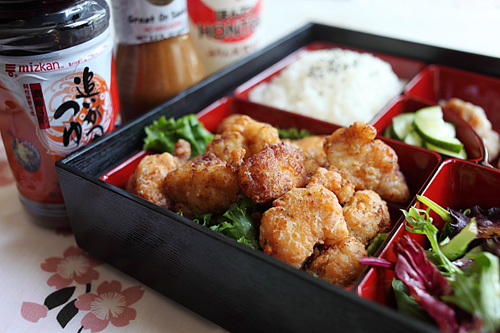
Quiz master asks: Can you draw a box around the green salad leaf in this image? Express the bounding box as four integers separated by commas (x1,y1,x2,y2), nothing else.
193,198,261,250
443,249,500,332
361,195,500,331
366,232,388,256
440,219,477,261
402,205,461,275
416,195,453,224
392,279,434,324
277,127,311,140
143,114,214,158
400,196,500,331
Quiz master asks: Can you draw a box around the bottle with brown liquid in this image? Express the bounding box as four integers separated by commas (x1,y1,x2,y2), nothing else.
112,0,206,123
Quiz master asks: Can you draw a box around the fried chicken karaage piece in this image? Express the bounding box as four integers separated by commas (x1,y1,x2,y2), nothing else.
205,131,247,162
239,142,307,204
172,138,191,164
216,114,280,157
307,167,355,205
342,190,391,246
284,135,327,176
216,113,251,133
259,183,349,269
163,151,243,217
442,98,500,162
324,122,410,203
304,236,367,287
127,152,181,209
127,139,192,208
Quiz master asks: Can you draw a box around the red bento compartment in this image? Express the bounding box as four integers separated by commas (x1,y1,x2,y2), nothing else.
198,97,442,208
101,96,442,232
101,96,442,212
198,97,443,233
405,65,500,160
233,41,427,104
371,95,486,162
100,97,442,288
356,158,500,306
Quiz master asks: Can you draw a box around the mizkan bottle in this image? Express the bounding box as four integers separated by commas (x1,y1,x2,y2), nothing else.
0,0,119,228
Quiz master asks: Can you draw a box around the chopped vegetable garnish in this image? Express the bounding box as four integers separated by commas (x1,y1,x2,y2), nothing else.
384,107,467,159
277,127,311,139
361,195,500,332
193,197,261,250
143,114,214,158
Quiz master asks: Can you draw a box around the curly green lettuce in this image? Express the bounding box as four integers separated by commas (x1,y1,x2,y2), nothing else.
277,127,311,140
362,196,500,332
143,114,214,158
193,198,261,250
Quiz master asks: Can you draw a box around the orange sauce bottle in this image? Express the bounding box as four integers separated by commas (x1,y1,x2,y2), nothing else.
0,0,119,228
112,0,206,123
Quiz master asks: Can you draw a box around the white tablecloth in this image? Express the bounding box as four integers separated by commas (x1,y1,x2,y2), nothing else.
2,1,500,332
0,145,224,332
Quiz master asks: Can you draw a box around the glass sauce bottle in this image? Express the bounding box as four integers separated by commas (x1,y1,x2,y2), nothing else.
112,0,206,123
0,0,119,229
187,0,262,76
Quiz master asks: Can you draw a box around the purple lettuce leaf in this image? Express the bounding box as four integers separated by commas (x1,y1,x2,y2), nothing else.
449,206,500,238
393,235,460,332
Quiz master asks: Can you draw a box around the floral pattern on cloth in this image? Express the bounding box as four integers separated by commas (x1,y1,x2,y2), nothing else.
76,281,144,332
20,245,145,332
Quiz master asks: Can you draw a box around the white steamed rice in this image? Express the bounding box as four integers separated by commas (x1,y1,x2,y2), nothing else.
248,48,404,127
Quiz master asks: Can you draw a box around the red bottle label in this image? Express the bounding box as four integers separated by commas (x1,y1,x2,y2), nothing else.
29,83,50,129
188,0,262,43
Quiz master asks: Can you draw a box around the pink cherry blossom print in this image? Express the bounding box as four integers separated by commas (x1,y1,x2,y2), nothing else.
41,246,102,289
20,302,48,323
75,280,144,332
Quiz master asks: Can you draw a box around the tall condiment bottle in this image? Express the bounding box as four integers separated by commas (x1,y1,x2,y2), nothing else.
187,0,262,76
112,0,206,123
0,0,119,229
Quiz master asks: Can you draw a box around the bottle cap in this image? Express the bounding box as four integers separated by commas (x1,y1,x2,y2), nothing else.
0,0,110,55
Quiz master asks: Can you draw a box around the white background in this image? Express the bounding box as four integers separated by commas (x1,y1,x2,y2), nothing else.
106,0,500,59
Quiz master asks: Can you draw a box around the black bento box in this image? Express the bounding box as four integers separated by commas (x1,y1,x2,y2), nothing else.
55,23,500,332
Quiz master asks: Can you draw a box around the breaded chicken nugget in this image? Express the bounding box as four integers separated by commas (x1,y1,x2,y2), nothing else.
305,236,368,287
324,122,410,203
216,113,252,133
259,184,349,269
216,114,280,157
163,152,240,217
442,98,500,162
173,138,191,163
285,135,327,175
342,190,391,246
205,131,247,162
239,142,307,204
128,152,180,209
307,167,355,205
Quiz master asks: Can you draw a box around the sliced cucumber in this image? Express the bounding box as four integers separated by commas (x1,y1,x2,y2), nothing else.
391,113,415,141
403,129,423,147
443,122,456,138
384,123,393,138
424,141,467,159
414,106,464,153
